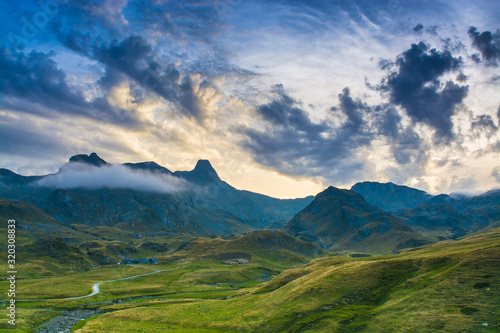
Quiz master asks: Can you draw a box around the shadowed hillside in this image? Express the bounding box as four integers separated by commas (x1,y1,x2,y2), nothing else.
283,186,434,254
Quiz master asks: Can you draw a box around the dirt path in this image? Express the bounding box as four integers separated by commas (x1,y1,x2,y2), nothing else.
67,265,169,300
20,264,186,302
28,265,187,332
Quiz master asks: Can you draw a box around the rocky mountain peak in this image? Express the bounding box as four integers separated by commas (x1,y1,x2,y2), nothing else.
173,159,221,186
68,153,108,167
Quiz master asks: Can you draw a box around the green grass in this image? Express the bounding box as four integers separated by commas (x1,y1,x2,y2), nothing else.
0,265,154,301
73,227,500,332
2,221,499,332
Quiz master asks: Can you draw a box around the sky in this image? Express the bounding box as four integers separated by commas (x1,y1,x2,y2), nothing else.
0,0,499,198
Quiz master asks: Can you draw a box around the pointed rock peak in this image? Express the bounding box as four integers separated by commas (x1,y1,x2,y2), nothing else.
194,159,214,171
173,159,221,186
68,153,108,167
191,159,220,182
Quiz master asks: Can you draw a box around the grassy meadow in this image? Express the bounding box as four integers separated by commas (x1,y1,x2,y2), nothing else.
0,226,498,332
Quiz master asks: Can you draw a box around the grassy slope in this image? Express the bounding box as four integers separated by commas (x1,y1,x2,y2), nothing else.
0,231,321,331
173,230,325,269
75,226,500,332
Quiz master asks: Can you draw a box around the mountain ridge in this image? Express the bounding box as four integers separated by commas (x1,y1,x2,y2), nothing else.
1,155,498,254
0,153,314,237
283,186,431,254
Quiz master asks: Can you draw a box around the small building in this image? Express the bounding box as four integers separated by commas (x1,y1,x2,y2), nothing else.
120,258,139,265
121,258,158,265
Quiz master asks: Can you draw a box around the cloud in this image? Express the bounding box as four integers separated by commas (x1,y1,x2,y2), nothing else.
456,73,467,82
449,175,479,193
468,26,500,66
471,114,498,133
241,85,376,183
73,0,129,30
372,105,401,138
379,42,467,142
0,115,67,159
390,126,427,165
44,0,239,121
241,81,437,185
413,24,424,32
37,163,190,193
255,84,329,133
492,166,500,183
0,48,141,127
497,105,500,126
92,35,205,119
52,28,227,121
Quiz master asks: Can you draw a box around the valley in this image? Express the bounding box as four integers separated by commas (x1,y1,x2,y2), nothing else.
3,0,499,331
0,154,499,332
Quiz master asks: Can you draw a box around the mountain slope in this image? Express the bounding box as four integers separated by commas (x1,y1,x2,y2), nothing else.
173,230,324,267
351,181,432,212
283,186,432,254
0,198,94,245
351,181,499,236
0,153,312,237
74,226,500,333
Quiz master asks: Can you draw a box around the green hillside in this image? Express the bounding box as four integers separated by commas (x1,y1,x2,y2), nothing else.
71,226,500,332
173,230,324,267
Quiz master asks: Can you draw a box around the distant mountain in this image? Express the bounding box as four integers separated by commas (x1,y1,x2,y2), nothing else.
0,153,313,237
0,168,44,186
351,181,432,212
283,186,432,254
394,203,482,239
351,181,499,234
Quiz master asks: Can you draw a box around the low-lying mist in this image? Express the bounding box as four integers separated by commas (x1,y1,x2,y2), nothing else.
37,163,191,193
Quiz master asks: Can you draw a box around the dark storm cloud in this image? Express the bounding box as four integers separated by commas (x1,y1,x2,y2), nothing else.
48,32,205,119
335,87,365,132
380,42,467,142
242,79,435,183
46,0,236,120
242,86,381,181
468,27,500,66
256,84,329,134
0,48,140,127
2,0,248,125
369,103,425,166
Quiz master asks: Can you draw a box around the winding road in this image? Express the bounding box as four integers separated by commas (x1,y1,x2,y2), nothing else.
20,265,185,302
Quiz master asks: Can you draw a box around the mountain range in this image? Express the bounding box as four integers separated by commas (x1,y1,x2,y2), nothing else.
1,153,499,255
0,153,313,237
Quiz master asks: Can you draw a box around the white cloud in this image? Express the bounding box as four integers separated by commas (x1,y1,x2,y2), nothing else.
37,163,190,193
